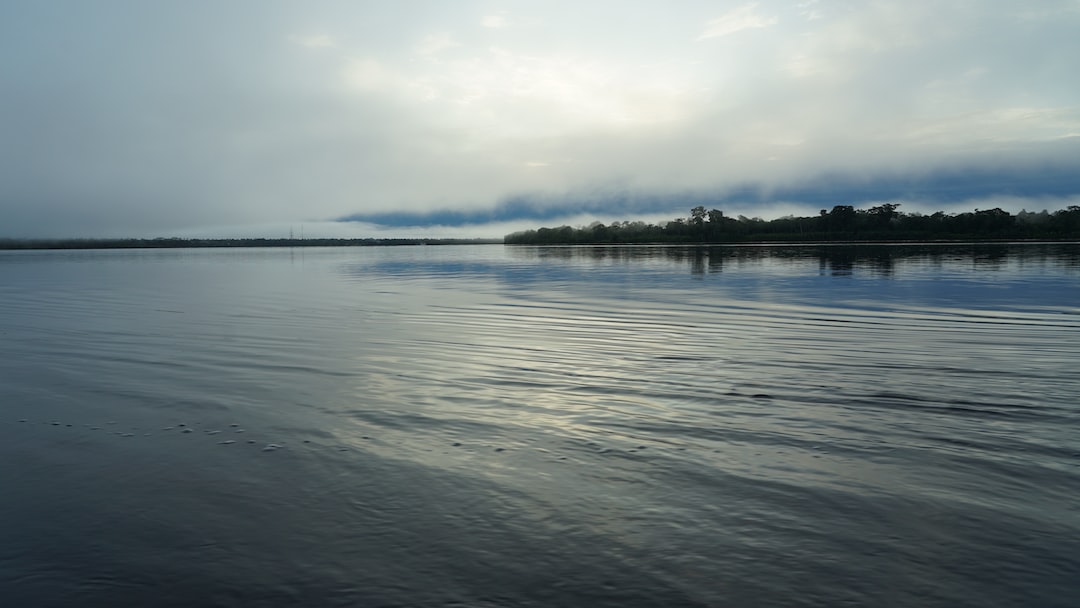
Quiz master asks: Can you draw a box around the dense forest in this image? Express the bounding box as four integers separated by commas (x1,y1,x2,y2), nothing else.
505,204,1080,244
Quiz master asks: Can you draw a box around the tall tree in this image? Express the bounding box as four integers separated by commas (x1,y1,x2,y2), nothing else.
690,206,707,227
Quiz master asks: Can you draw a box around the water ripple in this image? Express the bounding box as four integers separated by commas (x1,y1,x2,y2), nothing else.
1,245,1078,607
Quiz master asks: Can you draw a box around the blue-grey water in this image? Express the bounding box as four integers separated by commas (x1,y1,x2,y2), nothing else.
1,243,1078,607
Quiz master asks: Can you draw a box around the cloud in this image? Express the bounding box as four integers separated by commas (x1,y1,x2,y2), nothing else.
414,33,461,56
797,0,823,21
698,3,778,40
481,15,508,29
341,46,696,135
1,1,1079,238
338,161,1080,227
289,34,335,49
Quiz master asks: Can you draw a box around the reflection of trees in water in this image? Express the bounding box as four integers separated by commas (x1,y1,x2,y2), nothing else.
708,251,724,274
1059,247,1080,269
510,243,1080,277
864,250,895,277
972,246,1009,270
661,247,707,274
818,246,856,276
691,250,706,275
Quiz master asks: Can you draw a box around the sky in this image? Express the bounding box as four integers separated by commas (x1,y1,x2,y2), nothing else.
2,0,1079,239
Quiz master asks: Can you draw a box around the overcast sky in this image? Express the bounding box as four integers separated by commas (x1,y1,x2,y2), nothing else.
2,0,1079,238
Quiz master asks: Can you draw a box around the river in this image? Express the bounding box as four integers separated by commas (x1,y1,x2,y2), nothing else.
1,243,1078,607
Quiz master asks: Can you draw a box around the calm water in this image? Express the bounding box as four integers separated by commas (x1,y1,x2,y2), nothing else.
1,243,1078,607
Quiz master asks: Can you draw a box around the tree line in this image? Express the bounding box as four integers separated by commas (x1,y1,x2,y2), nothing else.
505,204,1080,244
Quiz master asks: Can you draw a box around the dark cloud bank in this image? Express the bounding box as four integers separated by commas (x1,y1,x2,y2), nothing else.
339,162,1080,228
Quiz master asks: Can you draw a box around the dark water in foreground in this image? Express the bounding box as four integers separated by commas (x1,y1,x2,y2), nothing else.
1,243,1078,607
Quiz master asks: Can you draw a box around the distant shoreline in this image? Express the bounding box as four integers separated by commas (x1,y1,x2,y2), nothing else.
0,237,503,251
2,236,1078,252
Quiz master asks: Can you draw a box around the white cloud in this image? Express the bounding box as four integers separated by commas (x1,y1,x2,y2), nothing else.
481,15,508,29
698,3,778,40
344,58,393,91
341,47,699,136
797,0,822,21
903,106,1080,145
414,33,461,56
289,34,335,49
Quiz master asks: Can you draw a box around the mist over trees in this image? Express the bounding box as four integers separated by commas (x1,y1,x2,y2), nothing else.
505,204,1080,244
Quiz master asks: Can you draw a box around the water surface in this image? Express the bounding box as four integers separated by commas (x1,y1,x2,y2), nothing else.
1,243,1078,607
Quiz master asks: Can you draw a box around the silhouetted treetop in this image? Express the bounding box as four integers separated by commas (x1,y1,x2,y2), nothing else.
505,205,1080,244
